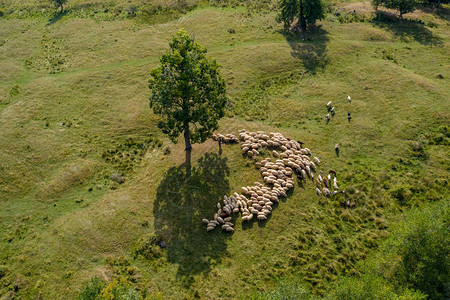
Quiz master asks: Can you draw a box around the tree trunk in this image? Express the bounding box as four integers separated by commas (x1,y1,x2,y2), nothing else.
185,148,191,176
184,122,192,151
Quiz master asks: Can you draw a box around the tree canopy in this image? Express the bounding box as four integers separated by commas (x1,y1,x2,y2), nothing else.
278,0,325,31
149,30,227,151
372,0,419,17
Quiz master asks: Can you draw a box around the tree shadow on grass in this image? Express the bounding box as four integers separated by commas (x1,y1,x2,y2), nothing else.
371,11,443,46
281,25,330,74
47,10,67,26
153,151,231,286
434,5,450,22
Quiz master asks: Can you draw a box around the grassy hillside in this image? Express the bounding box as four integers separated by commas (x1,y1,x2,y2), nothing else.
0,0,449,298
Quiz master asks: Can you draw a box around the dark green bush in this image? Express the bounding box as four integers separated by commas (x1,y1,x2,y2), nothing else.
380,201,450,299
326,273,426,300
133,234,164,260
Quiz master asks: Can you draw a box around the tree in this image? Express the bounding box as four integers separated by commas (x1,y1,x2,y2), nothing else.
149,30,227,151
278,0,325,31
49,0,68,12
372,0,419,17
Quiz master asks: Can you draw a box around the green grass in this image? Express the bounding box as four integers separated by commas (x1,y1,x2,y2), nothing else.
0,1,449,299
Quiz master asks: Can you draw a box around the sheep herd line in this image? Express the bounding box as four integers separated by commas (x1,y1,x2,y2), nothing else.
203,130,343,233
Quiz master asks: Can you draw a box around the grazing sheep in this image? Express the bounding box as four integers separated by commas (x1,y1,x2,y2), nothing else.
348,95,351,103
327,101,332,108
322,188,331,196
333,177,339,190
330,107,335,114
205,129,345,232
301,169,307,179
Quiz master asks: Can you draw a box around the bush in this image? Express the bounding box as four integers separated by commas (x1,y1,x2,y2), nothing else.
133,234,164,260
78,276,143,300
327,273,426,300
100,277,142,300
372,0,419,17
78,277,106,300
380,201,450,299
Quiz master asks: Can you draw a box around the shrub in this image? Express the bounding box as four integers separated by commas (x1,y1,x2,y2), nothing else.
100,277,142,300
372,0,419,17
9,84,20,97
78,277,106,300
326,273,426,300
380,201,450,299
133,234,164,260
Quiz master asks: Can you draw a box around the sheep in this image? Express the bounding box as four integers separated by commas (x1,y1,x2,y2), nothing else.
208,221,218,227
330,107,335,114
327,101,332,108
301,169,307,179
348,95,351,103
333,177,339,190
205,129,346,233
257,214,267,221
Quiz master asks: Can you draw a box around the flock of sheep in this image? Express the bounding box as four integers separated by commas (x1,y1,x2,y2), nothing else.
202,129,343,233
